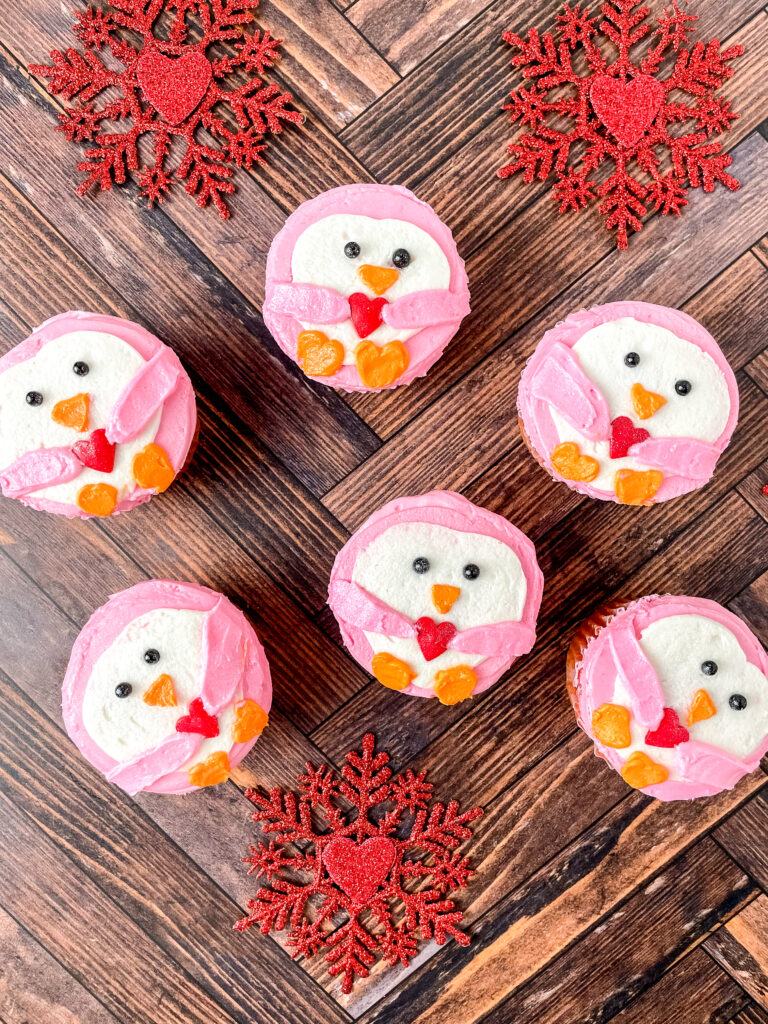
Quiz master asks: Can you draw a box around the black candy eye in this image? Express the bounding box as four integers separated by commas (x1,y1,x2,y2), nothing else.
143,648,160,664
73,360,90,376
675,380,692,396
729,694,747,711
412,557,430,574
26,391,43,406
344,241,360,259
624,352,640,367
115,683,132,698
392,248,411,269
463,564,480,580
701,660,718,676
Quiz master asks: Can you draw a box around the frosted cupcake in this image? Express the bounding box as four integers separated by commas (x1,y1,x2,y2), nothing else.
517,302,738,505
328,491,543,705
63,581,271,794
0,311,196,517
263,184,470,392
567,596,768,800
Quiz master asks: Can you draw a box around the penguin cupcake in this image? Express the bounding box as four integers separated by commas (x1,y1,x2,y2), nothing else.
517,302,738,505
328,491,543,704
567,596,768,800
62,581,271,794
0,311,196,517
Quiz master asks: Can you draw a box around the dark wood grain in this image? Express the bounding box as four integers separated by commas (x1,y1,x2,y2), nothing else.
706,896,768,1009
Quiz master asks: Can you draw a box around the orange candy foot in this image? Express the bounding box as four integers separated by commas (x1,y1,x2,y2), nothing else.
143,673,177,707
188,751,230,788
77,482,118,517
592,703,631,748
615,468,663,505
433,665,478,706
355,340,409,389
620,751,669,789
372,652,416,691
297,330,345,377
232,699,269,742
132,443,175,493
550,442,600,483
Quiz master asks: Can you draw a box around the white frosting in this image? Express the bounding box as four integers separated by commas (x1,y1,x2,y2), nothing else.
0,331,161,505
554,318,731,491
82,608,237,768
291,213,451,365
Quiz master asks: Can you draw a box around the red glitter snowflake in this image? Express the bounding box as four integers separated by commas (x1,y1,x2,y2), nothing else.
234,733,483,994
29,0,303,218
498,1,743,248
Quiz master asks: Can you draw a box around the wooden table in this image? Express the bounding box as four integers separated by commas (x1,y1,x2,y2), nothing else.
1,0,768,1021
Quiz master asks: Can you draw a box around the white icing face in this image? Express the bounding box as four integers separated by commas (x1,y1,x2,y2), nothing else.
0,331,161,506
553,318,731,491
82,608,236,769
291,213,451,364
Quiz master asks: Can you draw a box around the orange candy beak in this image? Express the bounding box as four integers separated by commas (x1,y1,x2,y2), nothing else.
358,264,399,296
51,392,89,431
688,688,716,726
631,383,666,420
143,674,177,707
432,584,461,614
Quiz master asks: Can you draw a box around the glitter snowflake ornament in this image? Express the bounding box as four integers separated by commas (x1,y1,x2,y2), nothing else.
234,733,483,994
29,0,303,218
498,1,743,248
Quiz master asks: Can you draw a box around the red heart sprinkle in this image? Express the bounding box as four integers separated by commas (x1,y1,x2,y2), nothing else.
609,416,650,459
136,50,213,126
72,428,116,473
590,73,665,148
323,837,396,905
175,697,219,738
349,293,388,339
644,707,689,748
415,617,457,662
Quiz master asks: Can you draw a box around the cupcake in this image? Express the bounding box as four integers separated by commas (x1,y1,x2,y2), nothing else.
263,184,470,392
517,302,738,505
0,311,196,518
567,596,768,800
62,581,271,794
328,491,543,704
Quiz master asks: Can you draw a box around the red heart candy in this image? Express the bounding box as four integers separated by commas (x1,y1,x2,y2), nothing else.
415,617,457,662
175,697,219,738
72,428,116,473
136,50,213,126
590,73,665,148
644,707,689,748
323,837,396,905
609,416,650,459
349,293,387,339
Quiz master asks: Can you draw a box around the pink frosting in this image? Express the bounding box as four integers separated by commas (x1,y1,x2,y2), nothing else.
263,184,471,393
328,491,543,699
0,446,83,498
61,580,272,795
571,595,768,801
517,302,739,502
0,311,197,518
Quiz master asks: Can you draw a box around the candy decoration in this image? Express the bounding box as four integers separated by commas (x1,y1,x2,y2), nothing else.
551,442,600,483
296,331,345,377
349,293,388,339
72,428,116,473
499,1,743,249
235,733,482,994
415,617,458,662
432,584,461,615
371,652,416,691
189,750,230,788
620,750,669,789
143,673,177,707
433,666,478,706
77,482,117,517
645,707,690,748
615,468,663,505
132,443,175,492
357,266,399,297
592,703,631,748
29,0,302,219
52,393,89,431
631,383,667,420
609,417,650,459
176,697,219,738
688,688,716,726
354,340,410,389
232,699,269,743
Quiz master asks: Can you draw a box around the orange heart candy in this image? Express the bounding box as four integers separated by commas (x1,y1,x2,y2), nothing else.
433,665,478,706
615,468,663,505
688,688,716,726
371,652,416,691
143,673,177,707
132,443,175,493
52,392,89,432
550,442,600,483
620,751,669,789
77,483,118,517
232,699,269,742
355,340,409,389
297,330,345,377
188,751,230,788
592,703,631,748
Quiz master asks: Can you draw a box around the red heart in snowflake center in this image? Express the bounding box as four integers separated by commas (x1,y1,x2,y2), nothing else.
349,293,388,339
590,74,665,147
137,50,213,126
609,416,650,459
323,837,396,905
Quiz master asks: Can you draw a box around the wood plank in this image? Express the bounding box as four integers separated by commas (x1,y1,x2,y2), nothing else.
715,791,768,900
729,570,768,643
733,1005,768,1024
706,896,768,1009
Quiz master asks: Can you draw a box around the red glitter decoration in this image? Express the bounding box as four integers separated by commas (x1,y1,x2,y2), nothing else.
175,697,219,737
762,484,768,496
498,1,743,249
234,733,483,994
415,617,458,662
29,0,303,219
609,416,649,458
645,707,689,748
